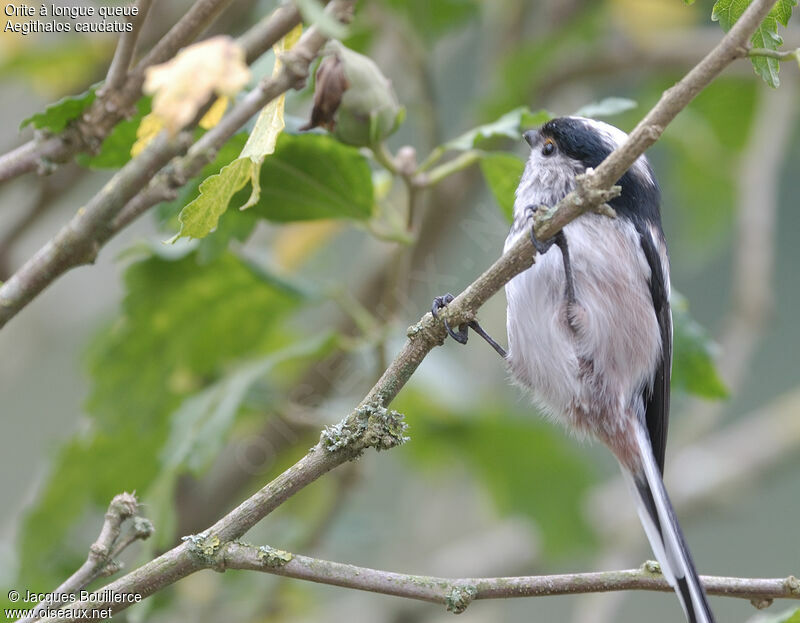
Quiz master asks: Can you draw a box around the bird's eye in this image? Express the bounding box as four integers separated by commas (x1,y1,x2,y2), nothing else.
542,139,556,157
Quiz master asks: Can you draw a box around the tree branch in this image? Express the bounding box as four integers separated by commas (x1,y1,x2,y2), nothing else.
239,3,303,64
0,132,190,328
21,493,152,623
102,0,155,94
214,542,800,613
0,3,331,329
25,3,783,621
0,0,242,184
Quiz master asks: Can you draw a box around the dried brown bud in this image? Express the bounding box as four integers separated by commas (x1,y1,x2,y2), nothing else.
299,54,349,132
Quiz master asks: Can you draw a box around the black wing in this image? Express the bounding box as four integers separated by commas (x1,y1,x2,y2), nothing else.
638,228,672,474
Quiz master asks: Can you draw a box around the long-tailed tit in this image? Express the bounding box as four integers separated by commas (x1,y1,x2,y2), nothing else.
433,116,714,622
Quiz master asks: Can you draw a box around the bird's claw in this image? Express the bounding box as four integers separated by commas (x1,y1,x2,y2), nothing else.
431,293,507,358
431,293,469,344
524,205,556,255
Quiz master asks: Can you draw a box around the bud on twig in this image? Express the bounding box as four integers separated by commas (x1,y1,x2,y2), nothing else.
301,41,403,147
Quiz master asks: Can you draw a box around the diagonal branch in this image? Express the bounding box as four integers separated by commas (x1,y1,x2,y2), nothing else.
27,2,783,621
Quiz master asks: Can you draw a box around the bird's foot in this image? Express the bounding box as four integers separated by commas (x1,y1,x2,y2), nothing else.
431,293,468,344
524,205,556,255
431,293,507,358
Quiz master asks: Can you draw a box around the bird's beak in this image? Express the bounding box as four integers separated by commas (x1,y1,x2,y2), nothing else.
523,130,539,147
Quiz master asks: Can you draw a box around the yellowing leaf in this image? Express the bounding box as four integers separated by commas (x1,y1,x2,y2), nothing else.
239,24,302,210
240,98,285,163
199,96,230,130
144,36,250,135
168,158,251,241
131,113,165,157
282,22,304,53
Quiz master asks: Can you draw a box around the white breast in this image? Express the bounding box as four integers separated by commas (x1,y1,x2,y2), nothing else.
504,214,662,435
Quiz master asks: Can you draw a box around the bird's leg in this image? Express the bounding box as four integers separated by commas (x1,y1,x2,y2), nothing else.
554,231,576,306
524,205,580,329
553,231,582,333
431,293,507,359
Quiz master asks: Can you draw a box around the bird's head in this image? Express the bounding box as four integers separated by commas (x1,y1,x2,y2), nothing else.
517,116,661,225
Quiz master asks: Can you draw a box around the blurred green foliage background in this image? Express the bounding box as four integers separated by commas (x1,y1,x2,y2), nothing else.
0,1,798,622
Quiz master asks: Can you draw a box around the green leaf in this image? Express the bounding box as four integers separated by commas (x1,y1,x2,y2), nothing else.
444,107,551,152
162,333,338,474
479,152,525,222
378,0,479,43
156,134,259,257
170,158,253,241
156,133,249,227
170,133,373,240
573,97,637,119
399,392,597,559
712,0,797,87
78,97,151,169
248,133,374,222
671,293,728,399
660,79,756,263
87,250,303,430
20,85,97,132
17,250,302,590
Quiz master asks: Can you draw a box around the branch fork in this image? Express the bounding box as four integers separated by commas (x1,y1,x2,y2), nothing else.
20,493,153,623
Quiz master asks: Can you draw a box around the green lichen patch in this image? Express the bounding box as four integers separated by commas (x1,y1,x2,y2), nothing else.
445,585,477,615
258,545,293,567
182,533,221,563
132,516,155,539
363,405,409,451
321,402,409,454
641,560,661,575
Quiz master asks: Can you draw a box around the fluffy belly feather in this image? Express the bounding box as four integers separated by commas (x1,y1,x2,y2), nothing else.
504,214,662,440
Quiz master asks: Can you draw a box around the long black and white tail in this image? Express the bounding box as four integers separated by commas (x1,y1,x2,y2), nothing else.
623,425,715,623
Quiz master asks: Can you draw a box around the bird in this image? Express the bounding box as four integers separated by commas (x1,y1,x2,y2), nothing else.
433,116,715,622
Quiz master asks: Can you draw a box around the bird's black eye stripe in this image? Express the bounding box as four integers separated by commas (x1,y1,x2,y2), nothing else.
542,138,556,157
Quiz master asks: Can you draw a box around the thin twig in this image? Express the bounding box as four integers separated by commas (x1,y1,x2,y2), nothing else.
747,46,800,61
29,3,782,621
216,542,800,612
21,494,151,623
0,165,88,279
0,132,190,329
239,3,303,64
103,0,155,93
